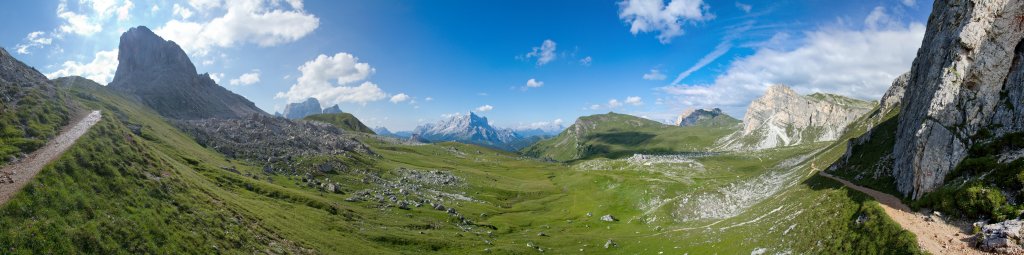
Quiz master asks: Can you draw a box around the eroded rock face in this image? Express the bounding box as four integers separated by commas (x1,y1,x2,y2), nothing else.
675,108,732,127
721,85,875,150
893,0,1024,198
283,98,323,119
413,112,526,151
108,26,265,119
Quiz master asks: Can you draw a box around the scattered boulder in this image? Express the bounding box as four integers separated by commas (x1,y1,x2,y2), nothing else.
978,220,1024,253
604,239,616,249
600,214,617,222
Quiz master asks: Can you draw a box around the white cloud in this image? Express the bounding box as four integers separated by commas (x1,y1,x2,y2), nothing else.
618,0,714,43
173,4,194,19
735,2,751,13
516,118,565,130
672,21,752,84
46,49,119,84
57,1,103,36
864,6,899,30
285,0,304,10
116,0,133,21
151,5,160,13
608,99,623,108
589,104,602,110
14,31,53,54
209,72,224,83
276,52,386,105
900,0,915,7
643,69,667,80
155,0,320,56
625,96,643,105
390,93,410,103
425,97,434,101
476,104,494,112
526,78,544,88
523,39,557,66
188,0,222,11
579,56,593,66
229,70,260,85
657,8,925,117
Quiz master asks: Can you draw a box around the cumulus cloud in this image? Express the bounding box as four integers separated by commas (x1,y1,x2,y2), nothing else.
625,96,643,105
155,0,319,56
46,49,119,84
522,39,557,66
643,69,667,80
188,0,222,11
57,1,103,36
14,31,53,54
390,93,410,103
275,52,387,105
209,72,225,83
229,70,260,85
900,0,915,7
608,99,623,108
618,0,714,43
526,78,544,88
516,118,565,131
476,104,494,112
657,8,925,117
173,4,194,19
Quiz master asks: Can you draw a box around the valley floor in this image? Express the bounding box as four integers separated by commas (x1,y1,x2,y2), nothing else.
821,171,982,254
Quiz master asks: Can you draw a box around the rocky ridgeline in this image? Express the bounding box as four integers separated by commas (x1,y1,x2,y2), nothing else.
175,114,371,161
282,97,343,119
413,112,527,151
674,108,734,127
892,0,1024,198
720,85,875,150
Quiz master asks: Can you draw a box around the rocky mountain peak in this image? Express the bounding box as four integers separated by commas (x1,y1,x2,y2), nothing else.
720,85,875,150
112,26,196,80
412,112,526,150
108,26,265,120
675,108,727,127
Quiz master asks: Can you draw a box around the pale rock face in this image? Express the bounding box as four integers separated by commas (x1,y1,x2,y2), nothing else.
722,85,875,150
893,0,1024,198
283,98,323,119
675,108,724,126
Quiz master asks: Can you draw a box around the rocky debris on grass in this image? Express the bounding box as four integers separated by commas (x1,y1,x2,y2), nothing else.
176,114,373,161
604,239,616,249
601,214,617,222
978,220,1024,253
342,168,478,226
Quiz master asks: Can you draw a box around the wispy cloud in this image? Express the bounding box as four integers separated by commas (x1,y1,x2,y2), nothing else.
671,21,753,85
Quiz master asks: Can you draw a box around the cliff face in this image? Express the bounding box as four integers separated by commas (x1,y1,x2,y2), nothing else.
892,0,1024,198
108,26,265,120
721,85,875,150
674,108,738,127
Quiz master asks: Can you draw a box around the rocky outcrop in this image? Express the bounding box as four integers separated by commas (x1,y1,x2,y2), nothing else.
413,112,527,151
826,73,909,182
721,85,875,150
283,98,323,119
892,0,1024,198
175,114,372,161
674,108,738,127
108,26,265,119
322,104,342,114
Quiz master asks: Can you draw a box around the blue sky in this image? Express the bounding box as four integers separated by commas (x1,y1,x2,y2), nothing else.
1,0,933,131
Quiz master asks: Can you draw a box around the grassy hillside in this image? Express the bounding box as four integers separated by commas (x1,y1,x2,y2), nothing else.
523,112,737,161
302,112,376,134
0,73,75,166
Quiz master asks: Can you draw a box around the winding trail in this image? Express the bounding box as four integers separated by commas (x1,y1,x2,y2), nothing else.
819,171,985,255
0,110,101,205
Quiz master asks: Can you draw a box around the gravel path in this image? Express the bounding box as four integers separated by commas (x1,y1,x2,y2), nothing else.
819,171,986,254
0,111,101,205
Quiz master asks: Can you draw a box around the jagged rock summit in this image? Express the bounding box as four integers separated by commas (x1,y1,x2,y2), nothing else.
282,97,343,119
675,108,737,127
0,48,50,86
413,112,526,150
721,85,875,150
108,26,265,119
892,0,1024,198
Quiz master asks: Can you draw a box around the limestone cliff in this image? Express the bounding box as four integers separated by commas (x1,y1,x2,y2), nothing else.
892,0,1024,198
720,85,875,150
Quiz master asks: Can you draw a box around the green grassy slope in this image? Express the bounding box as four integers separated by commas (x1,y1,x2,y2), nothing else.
0,77,922,254
522,112,738,161
302,112,376,134
0,74,74,166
